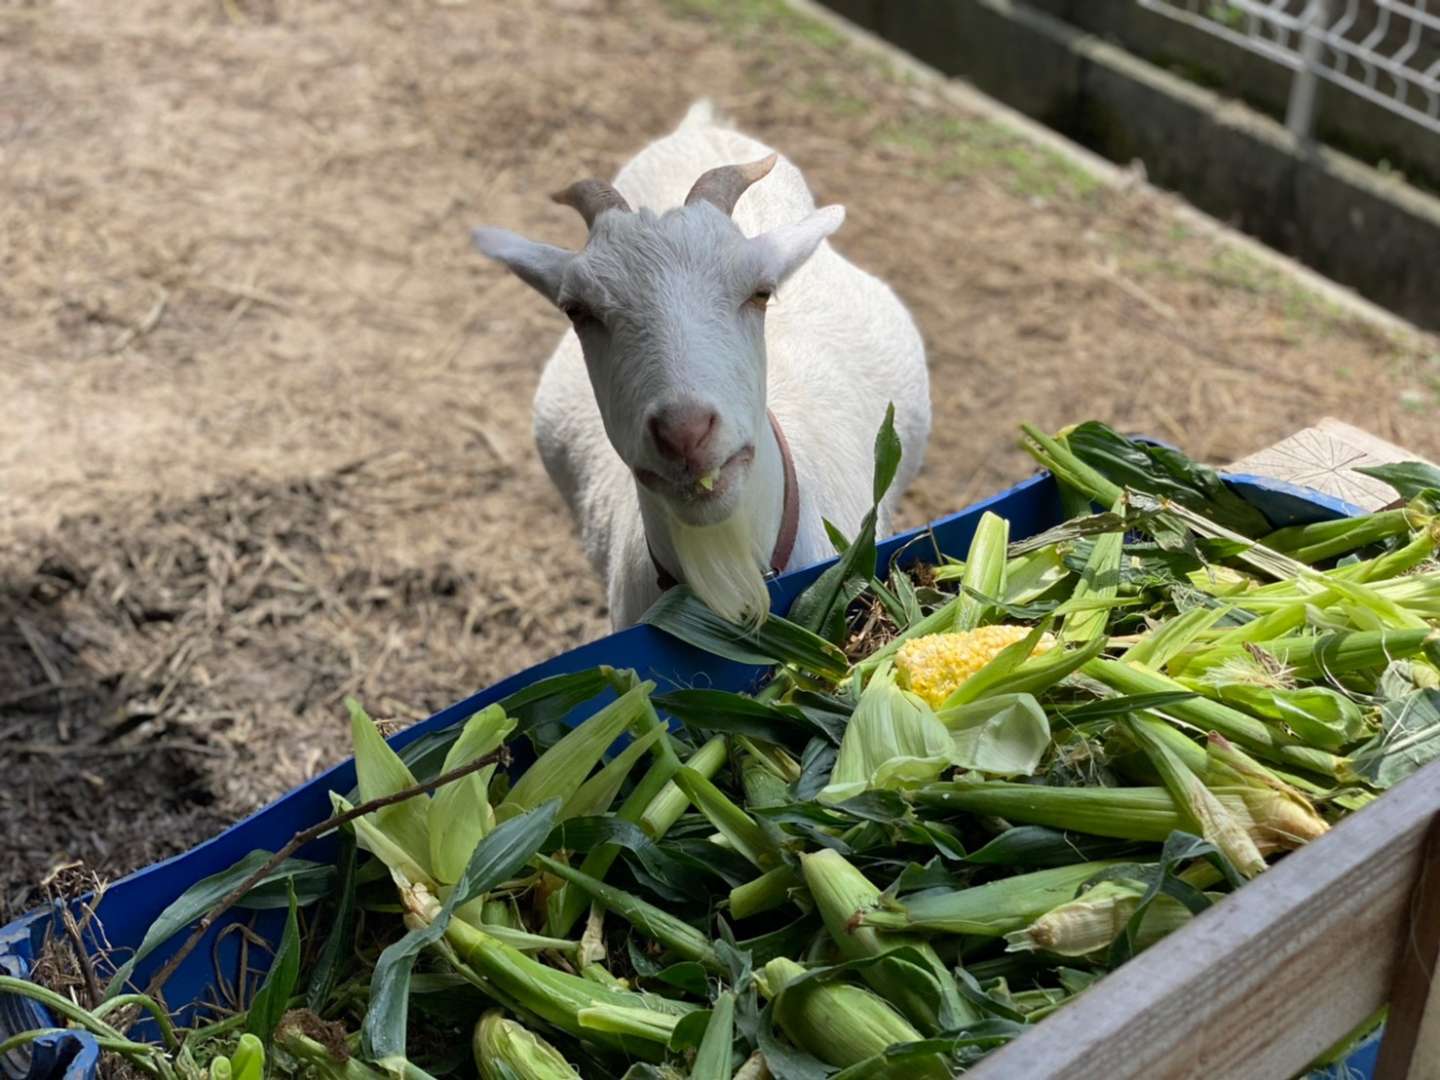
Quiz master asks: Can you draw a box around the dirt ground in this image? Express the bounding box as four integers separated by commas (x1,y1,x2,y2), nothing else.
2,0,1437,919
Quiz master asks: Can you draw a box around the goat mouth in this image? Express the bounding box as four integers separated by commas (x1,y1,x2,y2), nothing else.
636,445,754,502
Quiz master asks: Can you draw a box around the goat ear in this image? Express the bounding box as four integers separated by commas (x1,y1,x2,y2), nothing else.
749,205,845,285
471,226,573,305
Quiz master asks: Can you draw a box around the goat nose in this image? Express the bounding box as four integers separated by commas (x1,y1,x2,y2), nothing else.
649,406,718,471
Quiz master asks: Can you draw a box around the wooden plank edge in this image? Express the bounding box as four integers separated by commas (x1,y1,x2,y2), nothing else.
965,756,1440,1080
1374,811,1440,1080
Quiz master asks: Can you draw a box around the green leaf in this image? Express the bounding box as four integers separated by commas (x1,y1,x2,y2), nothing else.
362,800,561,1063
1355,461,1440,500
305,831,357,1013
654,689,816,745
964,827,1148,868
642,586,849,680
246,883,300,1046
787,405,901,643
1346,689,1440,789
102,851,323,1000
1056,692,1199,723
560,724,667,821
1065,421,1271,535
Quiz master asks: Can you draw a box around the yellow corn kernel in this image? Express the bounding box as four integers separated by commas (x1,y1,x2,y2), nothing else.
896,625,1054,709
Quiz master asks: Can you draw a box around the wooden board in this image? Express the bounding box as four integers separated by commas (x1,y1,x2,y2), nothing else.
1225,417,1435,511
964,758,1440,1080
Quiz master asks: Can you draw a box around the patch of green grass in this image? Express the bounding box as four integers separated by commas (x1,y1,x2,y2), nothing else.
798,76,869,117
664,0,845,50
875,114,1101,200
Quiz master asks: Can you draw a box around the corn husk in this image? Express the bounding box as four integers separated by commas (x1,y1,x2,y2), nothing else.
820,662,951,803
1003,878,1207,957
862,861,1125,936
473,1010,580,1080
760,958,948,1077
801,848,979,1034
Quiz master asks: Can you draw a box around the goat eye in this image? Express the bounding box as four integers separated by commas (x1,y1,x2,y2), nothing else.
746,288,772,311
562,302,596,326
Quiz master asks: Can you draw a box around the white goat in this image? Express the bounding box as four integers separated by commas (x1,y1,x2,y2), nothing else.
472,101,930,629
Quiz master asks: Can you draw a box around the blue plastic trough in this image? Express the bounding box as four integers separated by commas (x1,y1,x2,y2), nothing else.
0,466,1383,1080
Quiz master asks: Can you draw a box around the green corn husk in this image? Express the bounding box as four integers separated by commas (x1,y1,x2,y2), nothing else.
801,849,980,1034
689,992,736,1080
209,1058,232,1080
546,720,706,938
1004,876,1213,957
349,700,434,881
1123,604,1234,669
1019,423,1124,507
402,884,694,1053
672,767,783,870
821,662,952,803
1259,509,1419,564
956,511,1010,631
946,631,1106,708
473,1010,580,1080
428,705,512,885
760,958,949,1078
534,855,722,971
1180,628,1439,683
496,682,655,821
1182,680,1370,751
912,778,1322,855
638,736,727,837
231,1035,264,1080
862,861,1126,936
558,724,668,822
1124,716,1266,878
1082,657,1344,776
729,865,805,920
1058,509,1123,645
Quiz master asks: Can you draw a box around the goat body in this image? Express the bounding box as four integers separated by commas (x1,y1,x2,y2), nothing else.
492,102,931,628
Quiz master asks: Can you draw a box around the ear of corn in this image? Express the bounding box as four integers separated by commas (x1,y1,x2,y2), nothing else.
729,865,805,920
896,624,1056,709
1004,878,1207,957
1260,508,1419,564
472,1010,580,1080
954,511,1010,631
862,861,1127,935
800,848,980,1034
760,958,949,1078
1057,512,1124,645
534,854,722,971
1124,716,1267,878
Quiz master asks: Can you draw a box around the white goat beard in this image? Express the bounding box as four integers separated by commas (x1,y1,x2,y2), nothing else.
668,512,771,628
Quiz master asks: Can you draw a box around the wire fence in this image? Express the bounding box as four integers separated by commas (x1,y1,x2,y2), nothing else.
1137,0,1440,138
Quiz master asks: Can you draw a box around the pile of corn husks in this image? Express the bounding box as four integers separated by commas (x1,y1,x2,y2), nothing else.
30,420,1440,1080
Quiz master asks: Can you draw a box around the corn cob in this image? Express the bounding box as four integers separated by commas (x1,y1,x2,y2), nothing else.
896,625,1056,709
801,848,980,1034
472,1011,580,1080
1004,877,1212,957
760,958,950,1077
862,861,1126,936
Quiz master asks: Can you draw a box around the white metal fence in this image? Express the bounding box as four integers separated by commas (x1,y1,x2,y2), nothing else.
1137,0,1440,139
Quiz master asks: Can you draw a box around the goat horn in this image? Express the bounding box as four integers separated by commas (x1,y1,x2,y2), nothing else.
684,153,778,216
550,179,632,229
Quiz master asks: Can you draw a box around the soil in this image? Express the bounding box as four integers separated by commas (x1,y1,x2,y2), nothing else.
3,0,1437,919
